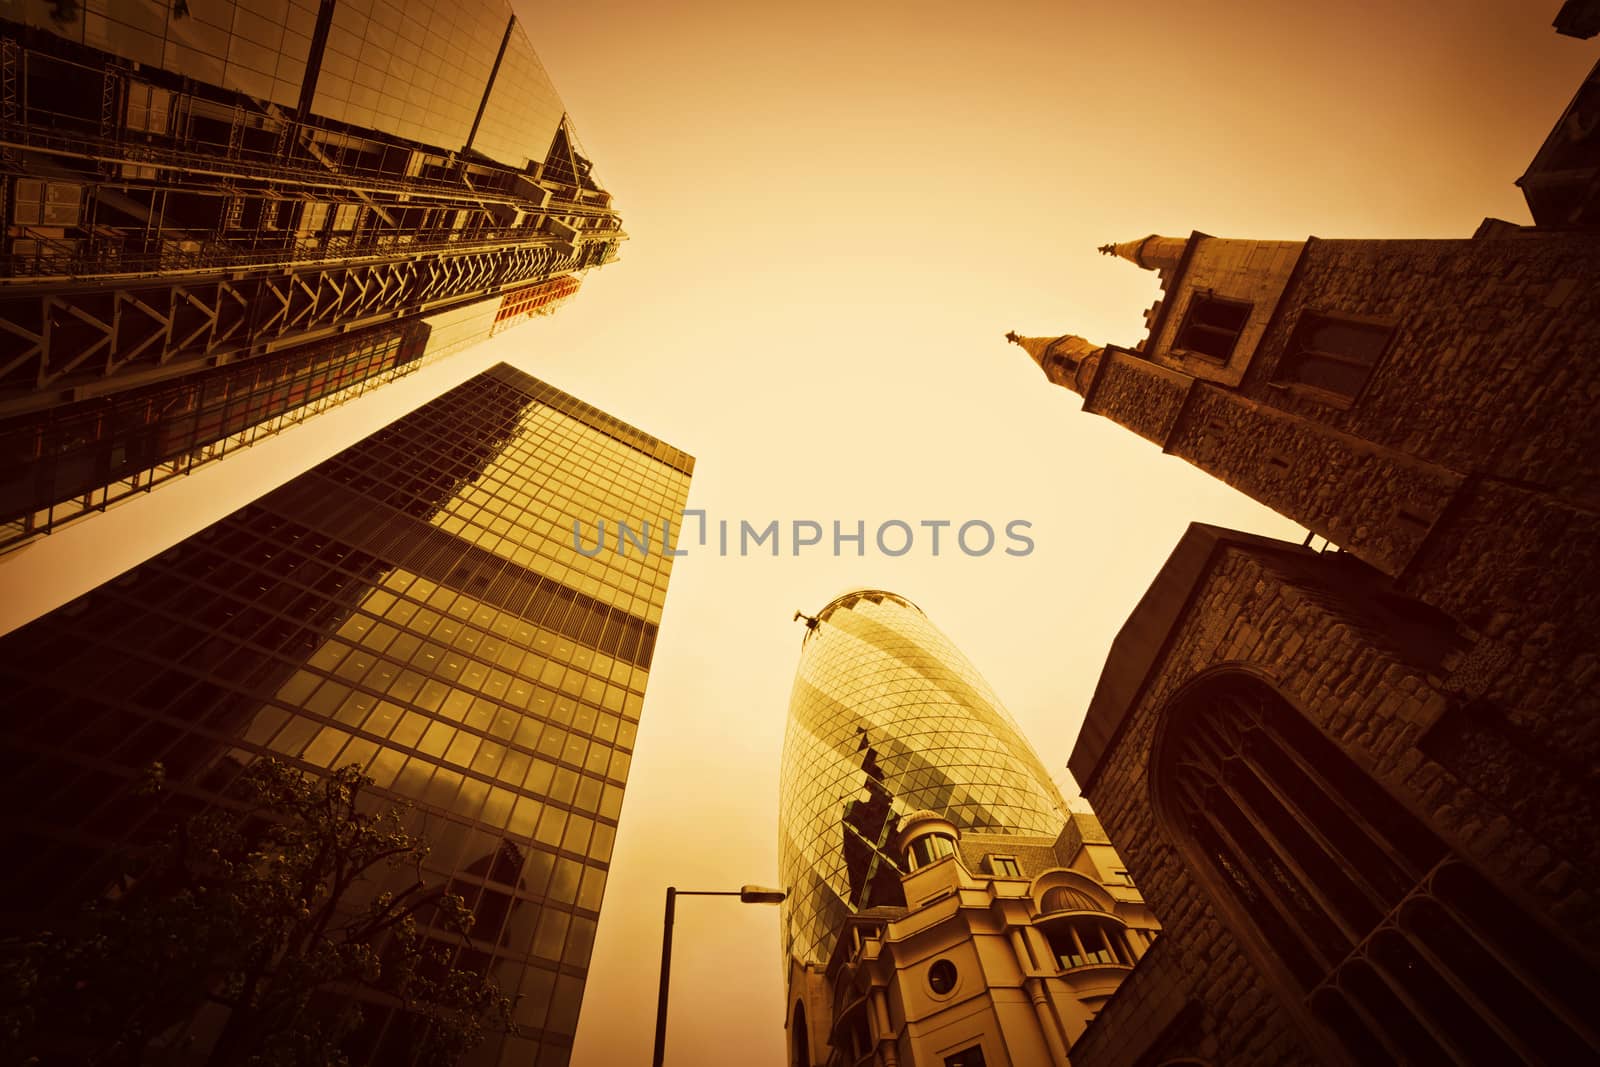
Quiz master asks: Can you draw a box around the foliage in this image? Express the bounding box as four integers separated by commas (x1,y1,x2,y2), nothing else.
1,759,514,1066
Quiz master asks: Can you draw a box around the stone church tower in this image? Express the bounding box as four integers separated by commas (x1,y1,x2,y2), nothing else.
1013,42,1600,1067
1008,219,1598,584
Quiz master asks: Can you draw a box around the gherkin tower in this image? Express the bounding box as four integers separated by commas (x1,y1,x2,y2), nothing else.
777,590,1066,966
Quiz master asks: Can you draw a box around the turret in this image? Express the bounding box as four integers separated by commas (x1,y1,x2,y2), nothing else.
1097,234,1189,273
1005,331,1104,396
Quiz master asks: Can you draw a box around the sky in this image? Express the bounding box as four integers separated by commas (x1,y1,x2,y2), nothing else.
0,2,1592,1064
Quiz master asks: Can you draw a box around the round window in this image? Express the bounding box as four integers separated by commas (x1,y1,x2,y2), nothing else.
928,959,958,995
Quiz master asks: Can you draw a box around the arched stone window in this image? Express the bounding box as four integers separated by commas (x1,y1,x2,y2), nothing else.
904,831,957,871
1151,671,1599,1063
1039,913,1137,971
791,1001,809,1067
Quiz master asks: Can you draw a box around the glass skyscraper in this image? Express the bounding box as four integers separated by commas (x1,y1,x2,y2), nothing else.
0,1,621,551
778,590,1067,967
0,363,691,1066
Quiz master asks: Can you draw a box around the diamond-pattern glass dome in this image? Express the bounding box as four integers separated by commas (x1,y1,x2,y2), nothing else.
777,590,1065,965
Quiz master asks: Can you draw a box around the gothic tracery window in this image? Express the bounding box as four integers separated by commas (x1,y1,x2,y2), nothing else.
1156,673,1599,1064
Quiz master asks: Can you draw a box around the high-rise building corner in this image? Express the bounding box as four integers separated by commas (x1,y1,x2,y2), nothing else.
0,362,691,1067
0,1,624,552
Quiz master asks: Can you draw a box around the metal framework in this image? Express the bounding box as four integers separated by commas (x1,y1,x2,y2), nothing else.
0,237,610,412
0,27,624,414
0,18,627,553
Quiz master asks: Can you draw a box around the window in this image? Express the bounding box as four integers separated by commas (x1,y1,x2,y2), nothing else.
331,203,362,232
1041,915,1136,970
905,832,957,870
12,180,82,226
944,1045,987,1067
928,958,958,994
1153,672,1600,1064
299,202,330,234
987,855,1022,878
1174,294,1251,361
1273,312,1392,404
124,83,172,133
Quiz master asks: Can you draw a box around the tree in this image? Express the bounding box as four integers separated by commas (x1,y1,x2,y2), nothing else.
1,759,515,1066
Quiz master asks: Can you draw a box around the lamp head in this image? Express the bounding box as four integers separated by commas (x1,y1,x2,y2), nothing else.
739,885,787,905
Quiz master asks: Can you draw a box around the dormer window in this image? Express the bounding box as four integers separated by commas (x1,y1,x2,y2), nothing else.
1175,294,1251,361
893,812,963,875
905,832,957,870
986,855,1022,878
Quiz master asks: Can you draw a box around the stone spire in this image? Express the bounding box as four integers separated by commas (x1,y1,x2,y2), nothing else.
1004,330,1057,369
1097,234,1188,273
1005,331,1104,396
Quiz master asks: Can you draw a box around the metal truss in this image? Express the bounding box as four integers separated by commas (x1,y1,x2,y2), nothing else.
0,36,15,169
0,28,625,416
0,236,616,414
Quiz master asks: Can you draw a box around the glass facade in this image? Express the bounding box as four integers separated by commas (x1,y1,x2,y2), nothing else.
317,0,512,155
473,27,568,172
778,591,1067,966
0,4,621,552
13,0,569,173
0,363,692,1066
0,318,430,550
0,275,584,552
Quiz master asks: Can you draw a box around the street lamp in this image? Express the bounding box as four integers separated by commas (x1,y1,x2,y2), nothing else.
651,883,787,1067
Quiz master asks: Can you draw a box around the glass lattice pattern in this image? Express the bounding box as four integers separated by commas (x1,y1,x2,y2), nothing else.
316,0,507,153
777,591,1066,966
0,363,691,1067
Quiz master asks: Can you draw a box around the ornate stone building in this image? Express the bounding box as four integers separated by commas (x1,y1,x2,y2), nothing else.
803,809,1158,1067
1009,30,1600,1067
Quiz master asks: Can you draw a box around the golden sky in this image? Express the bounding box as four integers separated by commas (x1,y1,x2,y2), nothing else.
0,2,1592,1064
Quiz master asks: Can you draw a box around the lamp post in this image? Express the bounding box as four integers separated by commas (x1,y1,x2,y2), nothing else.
651,883,787,1067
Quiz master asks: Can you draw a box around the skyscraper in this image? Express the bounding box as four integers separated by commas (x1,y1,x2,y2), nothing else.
779,591,1067,971
779,592,1158,1067
0,362,691,1066
0,2,621,551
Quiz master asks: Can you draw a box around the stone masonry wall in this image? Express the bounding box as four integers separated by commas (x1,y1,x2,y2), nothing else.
1065,938,1196,1066
1149,237,1304,388
1400,477,1600,888
1406,477,1600,712
1076,543,1598,1066
1237,233,1600,509
1165,385,1464,576
1084,350,1195,447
